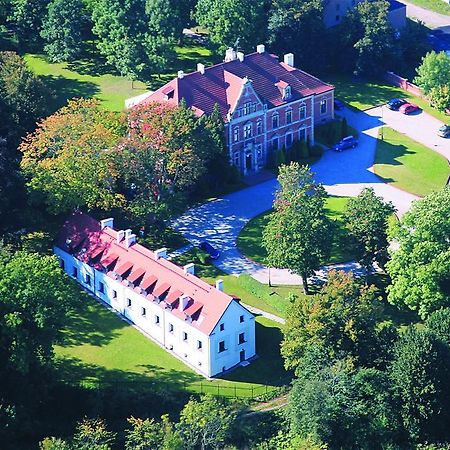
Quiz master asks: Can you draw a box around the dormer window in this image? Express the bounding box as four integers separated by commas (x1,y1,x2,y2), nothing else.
283,85,292,100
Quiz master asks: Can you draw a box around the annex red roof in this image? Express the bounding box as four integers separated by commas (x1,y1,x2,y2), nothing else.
137,50,333,120
55,211,238,335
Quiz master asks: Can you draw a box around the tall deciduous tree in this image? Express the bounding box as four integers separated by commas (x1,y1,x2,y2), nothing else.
414,51,450,95
262,163,333,293
268,0,326,72
40,0,85,62
386,187,450,318
195,0,267,53
20,98,126,214
92,0,175,81
343,188,395,274
281,271,392,374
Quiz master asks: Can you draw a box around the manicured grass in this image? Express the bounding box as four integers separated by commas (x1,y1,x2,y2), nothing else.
23,42,215,112
173,249,302,317
55,295,291,396
404,0,450,15
374,126,449,197
327,74,450,123
236,196,356,267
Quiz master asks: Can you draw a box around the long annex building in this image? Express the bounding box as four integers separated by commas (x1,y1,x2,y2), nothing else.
54,211,256,378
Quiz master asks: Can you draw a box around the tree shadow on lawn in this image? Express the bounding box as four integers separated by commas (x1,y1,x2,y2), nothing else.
41,74,99,112
375,138,416,183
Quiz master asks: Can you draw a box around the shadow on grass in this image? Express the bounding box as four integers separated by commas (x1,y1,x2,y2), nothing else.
375,136,415,170
41,74,99,112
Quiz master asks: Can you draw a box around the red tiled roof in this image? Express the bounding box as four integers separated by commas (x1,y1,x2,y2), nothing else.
137,50,334,119
55,211,237,335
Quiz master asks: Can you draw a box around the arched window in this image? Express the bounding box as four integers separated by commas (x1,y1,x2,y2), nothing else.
233,127,239,142
272,136,279,150
286,109,292,124
243,123,252,139
256,119,263,135
272,113,279,129
299,127,307,142
299,105,306,120
285,132,293,148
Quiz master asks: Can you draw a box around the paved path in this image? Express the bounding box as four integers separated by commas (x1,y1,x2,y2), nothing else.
172,106,448,285
400,0,450,31
241,303,285,324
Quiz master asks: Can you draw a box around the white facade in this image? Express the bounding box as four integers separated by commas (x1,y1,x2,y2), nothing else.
54,246,256,378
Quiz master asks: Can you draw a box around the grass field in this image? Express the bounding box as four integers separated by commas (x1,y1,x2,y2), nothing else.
404,0,450,15
54,296,291,396
327,74,450,123
24,42,215,112
236,196,356,267
374,127,449,197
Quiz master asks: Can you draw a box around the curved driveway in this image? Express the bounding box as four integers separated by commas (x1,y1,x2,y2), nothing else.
172,106,448,284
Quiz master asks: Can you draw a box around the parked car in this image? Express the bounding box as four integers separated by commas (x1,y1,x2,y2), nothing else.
199,241,220,260
334,99,345,110
386,98,406,110
438,124,450,138
332,135,358,152
399,103,420,115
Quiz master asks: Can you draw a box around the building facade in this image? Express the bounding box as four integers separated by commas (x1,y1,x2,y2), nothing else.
131,45,335,175
54,211,256,378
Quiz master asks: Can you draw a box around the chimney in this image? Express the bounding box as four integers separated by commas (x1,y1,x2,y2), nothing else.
256,44,265,54
237,52,244,62
216,279,224,292
197,63,205,74
124,233,136,248
183,263,195,275
284,53,294,67
124,229,132,238
224,47,237,62
100,218,114,229
154,248,167,260
177,70,184,79
117,230,125,244
180,295,190,311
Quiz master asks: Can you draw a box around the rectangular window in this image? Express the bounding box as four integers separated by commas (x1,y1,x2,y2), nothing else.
243,102,251,115
239,332,246,344
243,123,252,139
272,137,279,151
141,307,146,316
234,152,240,167
299,105,306,120
197,340,203,350
155,315,160,325
99,282,104,293
233,127,239,142
286,133,293,148
286,110,292,124
127,298,132,308
169,323,174,333
272,114,279,129
320,99,327,114
240,315,244,323
183,332,188,342
72,267,78,278
218,340,226,353
220,323,225,331
299,128,307,142
112,289,117,299
85,274,91,286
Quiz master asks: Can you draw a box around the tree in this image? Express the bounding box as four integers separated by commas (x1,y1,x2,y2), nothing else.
19,98,126,214
281,271,392,374
92,0,175,81
8,0,49,48
390,327,450,443
343,188,395,274
40,0,85,62
0,251,79,375
428,84,450,111
262,163,333,293
177,395,236,450
386,187,450,318
268,0,326,72
195,0,267,53
425,308,450,348
72,418,116,450
414,51,450,95
39,437,71,450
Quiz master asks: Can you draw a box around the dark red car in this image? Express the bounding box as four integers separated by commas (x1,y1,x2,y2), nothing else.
399,103,420,115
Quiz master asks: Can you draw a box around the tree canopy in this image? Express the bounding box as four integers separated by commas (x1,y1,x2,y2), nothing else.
386,187,450,318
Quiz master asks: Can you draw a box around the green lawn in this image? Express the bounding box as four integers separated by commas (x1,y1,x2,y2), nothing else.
327,74,450,123
374,127,449,197
24,42,215,112
55,296,291,397
404,0,450,15
236,196,356,267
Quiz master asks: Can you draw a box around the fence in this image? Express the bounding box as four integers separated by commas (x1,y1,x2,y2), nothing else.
384,71,424,99
72,377,291,400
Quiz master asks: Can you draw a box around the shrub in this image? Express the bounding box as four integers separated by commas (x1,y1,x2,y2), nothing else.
309,144,324,157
